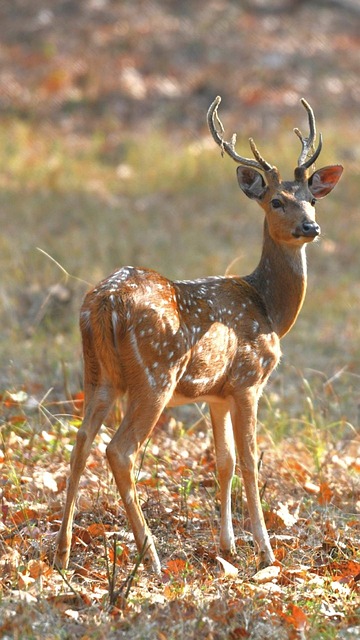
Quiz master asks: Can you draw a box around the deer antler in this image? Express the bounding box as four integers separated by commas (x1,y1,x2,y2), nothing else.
207,96,273,172
294,98,323,169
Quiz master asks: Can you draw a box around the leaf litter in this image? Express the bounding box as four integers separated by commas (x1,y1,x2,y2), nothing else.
0,389,359,639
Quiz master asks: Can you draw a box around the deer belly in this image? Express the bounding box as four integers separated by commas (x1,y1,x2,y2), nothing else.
173,324,237,400
172,325,280,402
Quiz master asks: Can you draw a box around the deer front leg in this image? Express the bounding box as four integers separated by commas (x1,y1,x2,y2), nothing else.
230,391,275,569
209,402,236,555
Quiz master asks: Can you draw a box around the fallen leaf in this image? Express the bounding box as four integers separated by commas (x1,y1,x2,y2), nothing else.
165,558,189,576
252,564,280,584
42,471,58,493
17,574,35,589
318,482,333,505
87,522,107,538
279,565,311,586
10,507,39,525
6,390,28,404
65,609,79,620
27,559,52,579
10,590,37,604
216,556,239,578
288,603,308,630
303,480,320,495
275,502,298,527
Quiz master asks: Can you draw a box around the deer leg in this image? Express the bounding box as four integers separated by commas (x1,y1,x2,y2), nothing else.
230,391,274,569
106,397,168,576
209,402,236,555
55,384,115,569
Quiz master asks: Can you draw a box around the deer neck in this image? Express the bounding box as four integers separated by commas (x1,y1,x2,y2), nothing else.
245,220,307,338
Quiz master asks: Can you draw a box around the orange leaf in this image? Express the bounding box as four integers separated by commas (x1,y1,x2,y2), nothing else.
87,522,107,538
18,573,35,589
229,629,250,638
11,508,38,525
290,604,308,630
72,526,91,545
264,510,286,530
108,543,130,566
165,558,188,576
72,391,85,416
277,603,308,632
285,457,310,482
8,415,27,425
27,559,52,579
350,459,360,473
318,482,333,505
331,560,360,580
137,476,159,488
274,546,287,562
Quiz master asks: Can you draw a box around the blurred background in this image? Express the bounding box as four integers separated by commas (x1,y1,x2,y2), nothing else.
1,0,360,429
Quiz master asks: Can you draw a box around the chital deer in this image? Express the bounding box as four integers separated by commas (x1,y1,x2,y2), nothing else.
55,97,343,575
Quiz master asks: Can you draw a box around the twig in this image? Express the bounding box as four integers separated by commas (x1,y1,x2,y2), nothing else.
106,536,150,608
124,537,149,600
53,563,84,607
104,534,118,606
37,247,91,287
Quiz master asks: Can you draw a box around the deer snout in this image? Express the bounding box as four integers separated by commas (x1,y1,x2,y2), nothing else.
293,220,321,239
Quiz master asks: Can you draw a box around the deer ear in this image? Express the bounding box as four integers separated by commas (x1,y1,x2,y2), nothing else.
308,165,343,199
237,167,267,201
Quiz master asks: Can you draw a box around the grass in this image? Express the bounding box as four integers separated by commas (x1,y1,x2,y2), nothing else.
1,116,359,388
0,115,359,638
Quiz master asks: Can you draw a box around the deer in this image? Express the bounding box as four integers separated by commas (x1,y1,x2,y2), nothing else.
55,96,343,575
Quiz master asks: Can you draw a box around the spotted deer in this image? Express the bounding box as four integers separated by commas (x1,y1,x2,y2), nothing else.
55,97,343,574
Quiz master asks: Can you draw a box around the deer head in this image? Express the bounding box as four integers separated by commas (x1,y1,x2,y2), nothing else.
207,96,343,247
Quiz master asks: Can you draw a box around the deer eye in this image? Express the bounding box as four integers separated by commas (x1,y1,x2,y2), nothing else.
271,199,283,209
311,197,316,206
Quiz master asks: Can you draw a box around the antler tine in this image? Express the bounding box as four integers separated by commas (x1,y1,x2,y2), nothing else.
249,137,272,171
207,96,273,172
294,98,323,170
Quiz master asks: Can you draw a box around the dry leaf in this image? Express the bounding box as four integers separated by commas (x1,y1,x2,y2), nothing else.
303,481,320,494
87,522,107,538
27,559,52,579
42,471,58,493
275,502,298,527
216,556,239,578
252,564,280,584
165,558,189,576
65,609,79,620
10,590,37,604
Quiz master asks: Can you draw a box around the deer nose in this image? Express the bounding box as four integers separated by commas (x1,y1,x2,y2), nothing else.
302,220,320,237
295,220,321,238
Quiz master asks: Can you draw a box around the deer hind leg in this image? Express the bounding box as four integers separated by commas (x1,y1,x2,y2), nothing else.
55,383,116,569
106,393,169,576
230,390,275,569
210,401,236,555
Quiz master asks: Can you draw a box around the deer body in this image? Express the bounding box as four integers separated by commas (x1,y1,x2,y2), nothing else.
86,266,281,402
56,98,342,575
